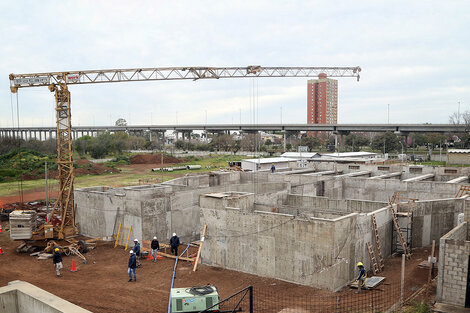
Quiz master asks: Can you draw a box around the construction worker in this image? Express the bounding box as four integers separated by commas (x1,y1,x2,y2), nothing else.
170,232,180,256
128,250,137,282
53,248,63,277
133,239,141,258
355,262,367,294
151,236,160,262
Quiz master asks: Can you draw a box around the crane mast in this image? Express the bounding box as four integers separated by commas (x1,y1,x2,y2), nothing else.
9,65,361,240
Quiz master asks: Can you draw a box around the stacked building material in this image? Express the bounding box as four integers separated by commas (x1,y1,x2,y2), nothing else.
9,210,37,240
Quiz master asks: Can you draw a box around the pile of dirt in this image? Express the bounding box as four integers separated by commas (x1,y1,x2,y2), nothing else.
19,159,118,180
73,159,117,176
130,153,183,165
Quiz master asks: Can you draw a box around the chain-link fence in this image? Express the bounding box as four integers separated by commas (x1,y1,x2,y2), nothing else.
202,282,408,313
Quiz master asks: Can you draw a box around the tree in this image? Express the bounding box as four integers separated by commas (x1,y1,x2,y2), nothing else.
74,135,93,157
115,118,127,126
371,132,400,153
449,110,470,148
240,133,261,151
299,136,321,151
345,134,369,151
89,132,113,158
174,140,185,150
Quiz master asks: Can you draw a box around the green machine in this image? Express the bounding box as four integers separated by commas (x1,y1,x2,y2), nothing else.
171,286,220,313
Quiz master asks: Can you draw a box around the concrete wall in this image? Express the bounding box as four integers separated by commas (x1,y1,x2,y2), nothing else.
283,194,387,214
412,198,464,248
448,153,470,165
324,177,462,202
436,222,469,306
200,205,358,291
0,281,91,313
75,174,290,244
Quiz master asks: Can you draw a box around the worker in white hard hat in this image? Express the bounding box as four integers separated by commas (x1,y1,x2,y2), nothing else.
128,250,137,282
151,236,160,262
52,247,63,277
170,232,180,256
133,239,141,258
355,262,367,294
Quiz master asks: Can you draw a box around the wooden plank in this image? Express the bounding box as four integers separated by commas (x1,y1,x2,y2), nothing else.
158,251,194,262
193,224,207,272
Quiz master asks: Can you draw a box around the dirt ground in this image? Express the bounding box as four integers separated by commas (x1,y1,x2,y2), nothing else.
0,221,436,313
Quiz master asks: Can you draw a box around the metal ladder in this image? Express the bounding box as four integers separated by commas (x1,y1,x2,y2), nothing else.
366,242,379,275
390,204,411,259
371,214,385,271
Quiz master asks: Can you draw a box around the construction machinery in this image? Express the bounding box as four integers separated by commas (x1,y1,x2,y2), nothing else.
8,65,361,254
171,286,220,313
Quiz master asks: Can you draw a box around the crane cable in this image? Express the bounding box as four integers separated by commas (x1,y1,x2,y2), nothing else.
10,92,24,202
16,92,24,203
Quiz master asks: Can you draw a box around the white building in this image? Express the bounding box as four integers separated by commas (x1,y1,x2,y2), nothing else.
241,157,298,172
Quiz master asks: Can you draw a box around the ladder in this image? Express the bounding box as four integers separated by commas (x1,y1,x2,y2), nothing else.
390,205,411,259
366,242,379,275
456,185,470,198
371,214,385,271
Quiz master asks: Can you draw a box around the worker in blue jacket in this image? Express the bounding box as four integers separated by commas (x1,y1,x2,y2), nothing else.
133,239,141,257
355,262,367,293
170,233,180,256
128,250,137,282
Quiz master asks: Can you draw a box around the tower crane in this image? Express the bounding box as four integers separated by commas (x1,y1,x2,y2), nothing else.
8,65,361,244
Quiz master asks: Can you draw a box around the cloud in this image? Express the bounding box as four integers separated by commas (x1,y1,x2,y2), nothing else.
0,1,469,128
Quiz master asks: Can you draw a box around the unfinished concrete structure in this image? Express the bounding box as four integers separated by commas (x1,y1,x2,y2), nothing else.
0,280,91,313
436,196,470,309
75,162,469,291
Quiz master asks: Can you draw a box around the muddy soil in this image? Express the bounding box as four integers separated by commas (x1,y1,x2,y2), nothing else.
0,224,436,313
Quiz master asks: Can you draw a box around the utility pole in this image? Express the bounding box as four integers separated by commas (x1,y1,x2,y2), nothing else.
387,104,390,124
458,101,461,124
45,161,49,220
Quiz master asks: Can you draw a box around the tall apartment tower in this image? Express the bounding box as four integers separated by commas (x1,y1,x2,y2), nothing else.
307,73,338,126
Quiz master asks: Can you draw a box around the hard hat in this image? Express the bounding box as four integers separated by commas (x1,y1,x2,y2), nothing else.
357,262,363,267
173,233,176,237
54,248,59,252
130,250,134,254
134,238,138,242
153,236,157,240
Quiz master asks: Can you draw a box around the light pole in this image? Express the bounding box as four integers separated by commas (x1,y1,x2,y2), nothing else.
387,104,390,124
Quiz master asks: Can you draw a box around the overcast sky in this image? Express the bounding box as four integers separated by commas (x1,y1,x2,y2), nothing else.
0,1,469,127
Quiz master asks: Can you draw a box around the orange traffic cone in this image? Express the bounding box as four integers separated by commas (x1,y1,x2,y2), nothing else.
0,247,3,254
71,260,77,272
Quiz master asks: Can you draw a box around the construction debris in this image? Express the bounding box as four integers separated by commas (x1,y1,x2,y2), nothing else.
349,276,386,289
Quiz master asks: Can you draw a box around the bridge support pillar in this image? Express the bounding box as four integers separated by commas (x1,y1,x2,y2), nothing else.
283,132,286,152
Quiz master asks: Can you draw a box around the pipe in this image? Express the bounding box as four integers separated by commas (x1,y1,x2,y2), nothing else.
167,243,191,313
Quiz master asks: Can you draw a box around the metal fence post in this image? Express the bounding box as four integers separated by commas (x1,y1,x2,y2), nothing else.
401,254,405,311
249,286,253,313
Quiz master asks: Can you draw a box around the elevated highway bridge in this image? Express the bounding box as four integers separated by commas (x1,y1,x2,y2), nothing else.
0,124,465,141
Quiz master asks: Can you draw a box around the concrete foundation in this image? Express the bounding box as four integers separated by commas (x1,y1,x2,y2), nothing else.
74,167,468,291
0,281,91,313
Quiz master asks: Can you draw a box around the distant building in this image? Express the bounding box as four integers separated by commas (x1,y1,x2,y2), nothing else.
447,149,470,165
307,73,338,137
241,157,298,172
